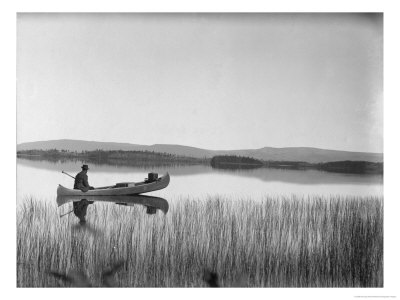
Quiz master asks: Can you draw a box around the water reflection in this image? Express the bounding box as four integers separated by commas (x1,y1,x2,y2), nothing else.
59,196,169,239
57,194,169,216
18,157,383,200
19,157,383,185
18,157,209,176
72,199,94,223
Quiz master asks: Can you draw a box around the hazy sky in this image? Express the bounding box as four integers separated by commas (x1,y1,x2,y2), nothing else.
17,13,383,152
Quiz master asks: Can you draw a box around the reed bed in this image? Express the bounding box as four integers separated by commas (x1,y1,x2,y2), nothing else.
16,195,383,287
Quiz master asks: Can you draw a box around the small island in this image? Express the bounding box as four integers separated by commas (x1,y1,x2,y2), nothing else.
210,155,383,175
210,155,264,169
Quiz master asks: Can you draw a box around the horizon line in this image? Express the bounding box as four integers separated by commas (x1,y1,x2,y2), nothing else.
16,138,384,155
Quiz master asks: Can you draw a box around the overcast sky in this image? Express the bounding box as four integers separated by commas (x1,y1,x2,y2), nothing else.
17,13,383,152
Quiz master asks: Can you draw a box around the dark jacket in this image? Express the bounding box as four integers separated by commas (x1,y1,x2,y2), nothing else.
74,171,92,192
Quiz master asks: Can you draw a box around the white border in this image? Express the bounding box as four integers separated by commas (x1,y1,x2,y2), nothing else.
2,0,399,299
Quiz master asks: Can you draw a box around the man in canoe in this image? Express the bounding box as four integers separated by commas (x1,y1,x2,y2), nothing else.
74,164,94,192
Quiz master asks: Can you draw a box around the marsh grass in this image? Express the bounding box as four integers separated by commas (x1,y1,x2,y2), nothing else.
17,195,383,287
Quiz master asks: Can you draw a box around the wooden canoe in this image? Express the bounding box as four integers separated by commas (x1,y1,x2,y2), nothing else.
57,173,170,196
56,195,169,214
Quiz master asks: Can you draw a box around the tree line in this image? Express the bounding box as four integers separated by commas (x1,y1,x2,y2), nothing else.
17,149,209,166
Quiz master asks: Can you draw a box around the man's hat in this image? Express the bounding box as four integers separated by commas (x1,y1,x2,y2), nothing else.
81,164,89,170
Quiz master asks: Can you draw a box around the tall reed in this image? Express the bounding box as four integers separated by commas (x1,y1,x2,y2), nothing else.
17,195,383,287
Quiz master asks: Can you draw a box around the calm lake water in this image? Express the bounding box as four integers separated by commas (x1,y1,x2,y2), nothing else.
17,158,383,203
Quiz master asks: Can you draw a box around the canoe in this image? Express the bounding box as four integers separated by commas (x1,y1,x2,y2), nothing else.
56,195,169,214
57,173,170,196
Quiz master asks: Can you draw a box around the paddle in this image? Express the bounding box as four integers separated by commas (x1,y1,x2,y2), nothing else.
62,170,75,179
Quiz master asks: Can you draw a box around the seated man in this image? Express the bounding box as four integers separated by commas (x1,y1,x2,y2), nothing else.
74,164,94,192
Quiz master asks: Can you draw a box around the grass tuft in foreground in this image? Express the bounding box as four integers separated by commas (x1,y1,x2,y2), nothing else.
17,196,383,287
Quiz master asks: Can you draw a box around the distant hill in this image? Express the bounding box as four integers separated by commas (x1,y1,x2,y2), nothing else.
16,139,383,163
